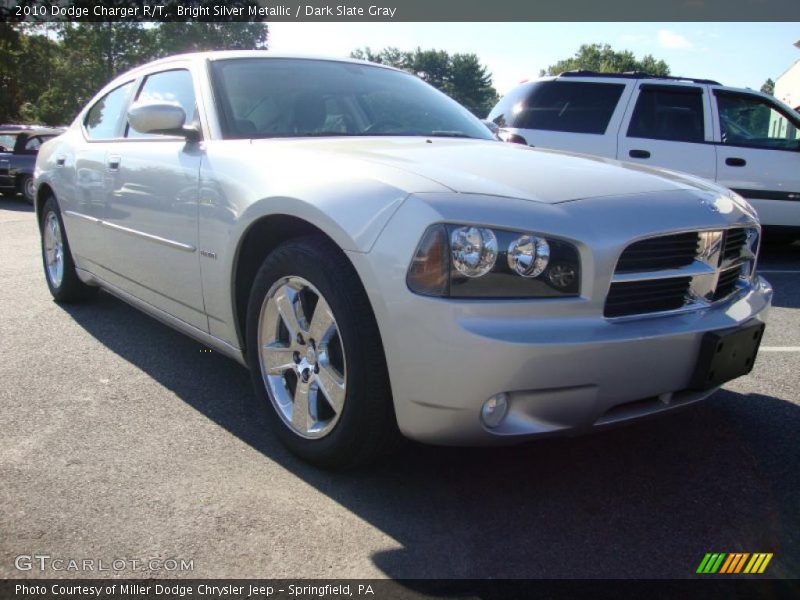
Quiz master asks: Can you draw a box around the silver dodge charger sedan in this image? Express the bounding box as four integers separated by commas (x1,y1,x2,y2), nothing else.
35,51,771,468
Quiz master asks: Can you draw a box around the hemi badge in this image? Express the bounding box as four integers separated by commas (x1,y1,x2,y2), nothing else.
200,250,217,260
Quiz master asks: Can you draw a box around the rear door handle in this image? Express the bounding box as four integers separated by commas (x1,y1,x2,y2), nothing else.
725,157,747,167
56,155,66,167
107,155,121,171
629,149,650,159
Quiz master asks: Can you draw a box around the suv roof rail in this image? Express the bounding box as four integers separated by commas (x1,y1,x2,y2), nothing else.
556,70,721,85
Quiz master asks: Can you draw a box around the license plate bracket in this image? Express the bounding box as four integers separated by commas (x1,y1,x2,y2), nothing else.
689,322,765,390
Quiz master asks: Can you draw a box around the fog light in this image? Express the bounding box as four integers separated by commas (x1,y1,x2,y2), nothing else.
481,393,509,428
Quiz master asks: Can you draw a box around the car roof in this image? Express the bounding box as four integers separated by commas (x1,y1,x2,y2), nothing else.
554,70,722,85
124,50,402,78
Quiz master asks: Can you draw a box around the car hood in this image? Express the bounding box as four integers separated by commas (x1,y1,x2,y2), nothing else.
256,137,725,204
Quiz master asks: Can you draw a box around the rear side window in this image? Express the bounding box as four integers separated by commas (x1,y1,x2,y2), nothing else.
490,81,624,134
84,81,134,140
127,69,197,138
716,92,800,151
627,85,705,143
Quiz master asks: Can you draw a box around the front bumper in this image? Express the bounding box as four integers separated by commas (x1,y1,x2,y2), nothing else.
349,191,773,445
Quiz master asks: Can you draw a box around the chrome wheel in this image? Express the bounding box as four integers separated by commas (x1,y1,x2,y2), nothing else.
43,212,64,288
257,276,347,439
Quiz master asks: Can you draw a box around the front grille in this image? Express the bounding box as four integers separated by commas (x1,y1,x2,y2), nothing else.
722,228,747,262
713,266,742,301
604,277,692,318
615,232,699,273
606,227,755,319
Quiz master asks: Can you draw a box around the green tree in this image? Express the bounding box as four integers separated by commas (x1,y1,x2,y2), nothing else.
351,46,499,116
447,53,498,115
2,20,269,126
153,22,268,56
541,43,670,77
761,78,775,95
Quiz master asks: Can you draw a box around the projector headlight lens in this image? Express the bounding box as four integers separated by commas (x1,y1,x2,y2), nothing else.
450,226,498,278
508,235,549,278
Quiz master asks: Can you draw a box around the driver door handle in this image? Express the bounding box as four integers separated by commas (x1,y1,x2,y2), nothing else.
629,149,650,159
725,157,747,167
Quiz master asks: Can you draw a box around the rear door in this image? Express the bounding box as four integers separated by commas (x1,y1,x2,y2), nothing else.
618,82,716,180
710,88,800,228
69,80,136,265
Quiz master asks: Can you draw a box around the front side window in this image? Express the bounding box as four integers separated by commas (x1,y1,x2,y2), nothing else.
716,92,800,151
210,58,495,140
84,81,134,140
627,85,705,143
127,69,197,138
490,81,625,134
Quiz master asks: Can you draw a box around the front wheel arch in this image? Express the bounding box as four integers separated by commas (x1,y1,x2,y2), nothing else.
233,214,359,359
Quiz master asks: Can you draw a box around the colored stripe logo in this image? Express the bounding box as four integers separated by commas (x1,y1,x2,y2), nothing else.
697,552,773,574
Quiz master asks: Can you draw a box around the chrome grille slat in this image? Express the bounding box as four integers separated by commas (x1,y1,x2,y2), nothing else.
615,232,699,273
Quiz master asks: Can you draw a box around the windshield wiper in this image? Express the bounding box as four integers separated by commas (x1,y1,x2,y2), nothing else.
428,130,478,139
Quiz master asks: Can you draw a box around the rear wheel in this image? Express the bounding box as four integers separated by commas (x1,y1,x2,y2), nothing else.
40,196,97,303
245,236,397,468
20,175,35,204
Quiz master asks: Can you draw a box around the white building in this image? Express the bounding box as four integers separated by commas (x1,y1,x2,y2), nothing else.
774,40,800,112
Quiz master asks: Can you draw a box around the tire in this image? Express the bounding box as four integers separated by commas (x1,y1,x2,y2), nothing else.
40,196,97,303
245,236,398,469
20,174,35,204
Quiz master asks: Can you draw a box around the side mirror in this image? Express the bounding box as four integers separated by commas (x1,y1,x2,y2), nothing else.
480,119,499,135
127,102,200,142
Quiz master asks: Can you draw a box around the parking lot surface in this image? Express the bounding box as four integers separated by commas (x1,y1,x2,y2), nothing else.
1,197,798,579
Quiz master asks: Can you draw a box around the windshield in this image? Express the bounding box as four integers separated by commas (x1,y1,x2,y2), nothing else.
210,58,495,141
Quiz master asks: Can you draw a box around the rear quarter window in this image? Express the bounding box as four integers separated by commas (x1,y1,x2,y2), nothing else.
490,81,625,134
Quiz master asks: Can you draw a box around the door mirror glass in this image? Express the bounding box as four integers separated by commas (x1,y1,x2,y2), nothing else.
127,102,186,135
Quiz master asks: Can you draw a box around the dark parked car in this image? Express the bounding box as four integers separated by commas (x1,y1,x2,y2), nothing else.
0,126,63,203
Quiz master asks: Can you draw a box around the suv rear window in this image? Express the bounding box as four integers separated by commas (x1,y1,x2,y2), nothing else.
627,85,705,143
488,81,624,134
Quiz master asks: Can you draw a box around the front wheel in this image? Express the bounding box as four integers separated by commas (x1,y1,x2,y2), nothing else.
245,236,397,469
40,196,97,303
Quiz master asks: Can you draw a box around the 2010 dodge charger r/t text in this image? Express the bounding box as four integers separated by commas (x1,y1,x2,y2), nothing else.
34,52,772,468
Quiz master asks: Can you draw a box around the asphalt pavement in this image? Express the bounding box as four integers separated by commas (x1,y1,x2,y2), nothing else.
1,196,798,580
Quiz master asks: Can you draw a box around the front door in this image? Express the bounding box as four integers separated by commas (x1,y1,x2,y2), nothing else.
100,68,207,331
618,83,717,181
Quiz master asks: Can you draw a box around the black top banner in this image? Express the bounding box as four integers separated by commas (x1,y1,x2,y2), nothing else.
2,0,800,22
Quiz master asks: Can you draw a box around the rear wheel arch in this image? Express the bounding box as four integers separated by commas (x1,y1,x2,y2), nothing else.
36,183,55,228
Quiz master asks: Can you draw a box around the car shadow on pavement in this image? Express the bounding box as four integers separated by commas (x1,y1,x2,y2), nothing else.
0,196,34,212
61,292,800,580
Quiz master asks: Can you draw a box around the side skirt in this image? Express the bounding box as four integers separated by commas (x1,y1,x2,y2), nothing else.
76,267,248,367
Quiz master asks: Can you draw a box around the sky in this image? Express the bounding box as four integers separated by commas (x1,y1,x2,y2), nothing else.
267,22,800,96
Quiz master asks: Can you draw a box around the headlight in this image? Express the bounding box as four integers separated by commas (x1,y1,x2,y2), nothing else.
450,226,498,277
407,224,581,298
